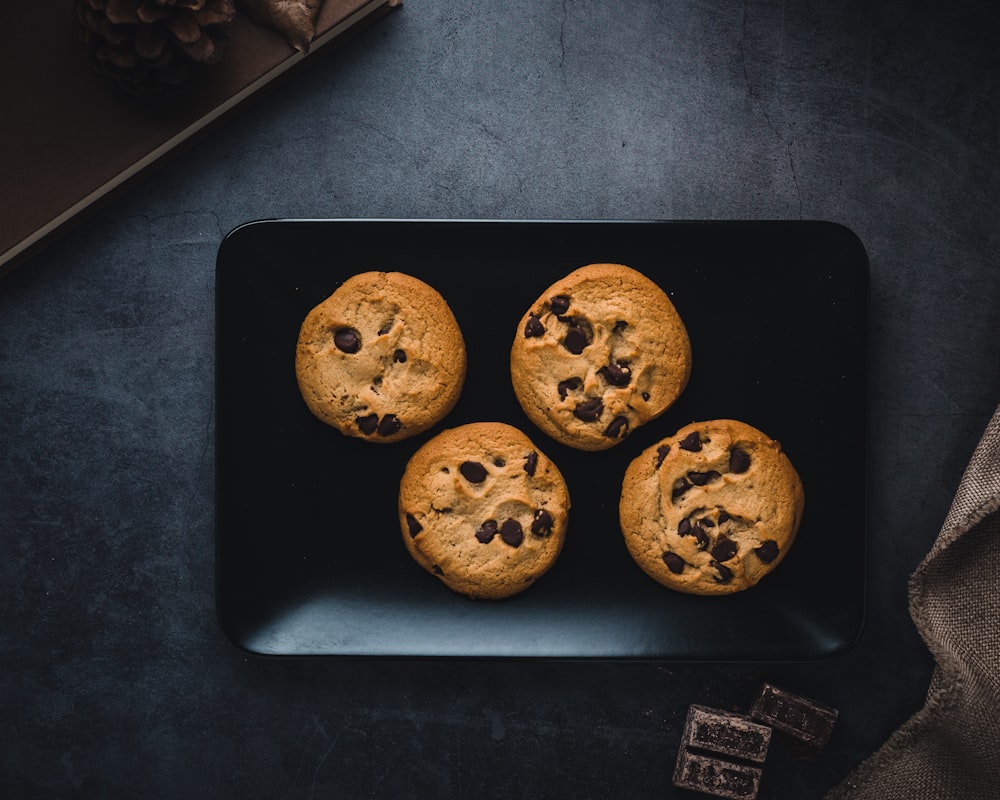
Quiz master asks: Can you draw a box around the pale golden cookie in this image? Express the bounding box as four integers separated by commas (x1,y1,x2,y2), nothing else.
398,422,570,600
510,263,692,451
295,272,466,443
619,419,804,595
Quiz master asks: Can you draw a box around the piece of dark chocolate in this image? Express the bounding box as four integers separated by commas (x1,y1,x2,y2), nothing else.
681,705,772,764
673,748,762,800
750,683,838,752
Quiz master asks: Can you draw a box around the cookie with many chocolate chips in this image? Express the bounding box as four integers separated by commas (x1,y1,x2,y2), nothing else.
295,272,467,443
398,422,570,600
619,419,804,595
510,263,692,451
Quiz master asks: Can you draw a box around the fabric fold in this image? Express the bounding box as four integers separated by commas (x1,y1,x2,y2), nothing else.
827,404,1000,799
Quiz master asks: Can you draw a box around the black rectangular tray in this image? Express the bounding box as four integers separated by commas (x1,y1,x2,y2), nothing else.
215,219,868,659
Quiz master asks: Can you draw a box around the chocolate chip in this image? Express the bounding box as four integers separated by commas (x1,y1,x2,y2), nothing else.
574,397,604,422
710,560,734,583
405,514,422,538
531,509,554,537
476,519,498,543
562,324,589,355
711,534,738,562
679,431,702,452
493,457,506,467
460,461,488,483
671,477,691,500
692,525,710,549
377,323,392,336
598,361,631,387
663,552,685,574
702,518,715,528
500,519,524,547
613,320,628,332
377,414,401,436
393,349,407,363
357,414,379,435
730,447,751,473
679,518,709,549
688,470,721,486
656,445,671,468
549,295,570,315
524,315,544,338
557,377,582,400
432,564,444,575
603,415,629,439
524,451,538,476
642,392,650,401
718,509,732,523
333,327,361,353
755,540,779,563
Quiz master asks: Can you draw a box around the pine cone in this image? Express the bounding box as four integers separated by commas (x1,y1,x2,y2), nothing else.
76,0,238,92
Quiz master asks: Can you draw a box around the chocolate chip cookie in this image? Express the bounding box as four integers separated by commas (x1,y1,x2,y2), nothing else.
295,272,467,443
619,419,804,595
509,263,692,451
398,422,571,600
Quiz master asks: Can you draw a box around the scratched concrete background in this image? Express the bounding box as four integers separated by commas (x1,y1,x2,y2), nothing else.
2,1,999,797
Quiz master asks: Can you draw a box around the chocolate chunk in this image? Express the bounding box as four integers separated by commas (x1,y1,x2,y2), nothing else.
681,705,772,764
702,518,716,528
718,509,732,523
562,323,590,354
710,560,733,583
500,518,524,547
673,749,762,800
493,457,506,467
754,540,779,563
524,451,538,476
613,319,628,332
530,509,554,537
460,461,488,483
641,392,650,401
656,445,671,468
679,431,702,452
574,397,603,422
549,294,570,315
393,349,407,363
598,360,631,386
688,470,721,486
432,564,443,575
377,414,401,436
730,447,751,473
671,477,691,500
377,323,392,336
357,413,379,435
662,552,685,574
557,377,582,399
333,327,361,353
603,415,629,439
750,683,838,752
405,514,423,538
692,525,710,549
524,315,544,338
678,517,691,536
475,519,498,543
711,534,738,562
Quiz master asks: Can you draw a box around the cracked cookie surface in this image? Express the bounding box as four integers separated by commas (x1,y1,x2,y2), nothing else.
510,263,692,451
398,422,570,600
295,272,466,443
619,419,804,595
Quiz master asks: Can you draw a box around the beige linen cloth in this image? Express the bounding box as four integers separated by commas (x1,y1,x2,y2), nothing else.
827,404,1000,799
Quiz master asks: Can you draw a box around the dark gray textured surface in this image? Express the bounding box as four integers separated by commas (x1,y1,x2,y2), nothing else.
2,1,998,797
